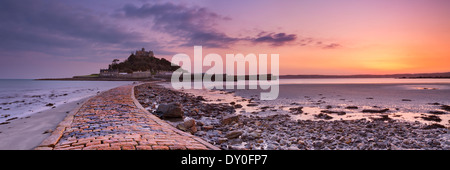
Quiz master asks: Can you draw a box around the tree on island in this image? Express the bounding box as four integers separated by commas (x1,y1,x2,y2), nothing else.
112,59,119,65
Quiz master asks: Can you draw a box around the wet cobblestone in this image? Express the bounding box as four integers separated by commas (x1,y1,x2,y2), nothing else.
36,85,217,150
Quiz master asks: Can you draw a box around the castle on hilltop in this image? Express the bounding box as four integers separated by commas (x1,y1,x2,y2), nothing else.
98,48,176,79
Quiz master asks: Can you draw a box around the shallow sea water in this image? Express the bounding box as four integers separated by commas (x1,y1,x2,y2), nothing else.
0,79,134,123
163,78,450,127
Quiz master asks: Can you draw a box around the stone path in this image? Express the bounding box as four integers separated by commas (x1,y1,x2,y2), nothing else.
35,85,219,150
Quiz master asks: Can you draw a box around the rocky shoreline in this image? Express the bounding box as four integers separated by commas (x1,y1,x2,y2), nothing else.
134,83,449,150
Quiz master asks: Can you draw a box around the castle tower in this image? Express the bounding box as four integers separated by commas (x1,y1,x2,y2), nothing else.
135,47,153,57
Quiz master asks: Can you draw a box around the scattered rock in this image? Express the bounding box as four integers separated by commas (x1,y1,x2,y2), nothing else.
315,113,333,120
134,83,450,150
401,99,412,101
155,103,183,119
313,141,324,148
196,121,204,126
429,111,447,115
196,96,206,101
225,130,243,139
234,104,243,108
196,131,206,136
321,110,346,115
0,114,10,118
177,119,197,134
247,103,259,107
362,108,389,113
423,124,445,129
183,119,196,128
370,115,391,121
222,115,239,125
0,122,10,125
289,107,303,114
260,106,273,110
217,138,228,144
6,117,18,121
43,129,53,134
202,125,214,131
421,115,442,122
45,103,55,107
441,105,450,112
345,106,358,109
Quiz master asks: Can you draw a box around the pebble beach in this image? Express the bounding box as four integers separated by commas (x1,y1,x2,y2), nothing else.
135,81,450,150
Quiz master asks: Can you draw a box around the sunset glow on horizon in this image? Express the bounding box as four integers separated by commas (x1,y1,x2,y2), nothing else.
0,0,449,78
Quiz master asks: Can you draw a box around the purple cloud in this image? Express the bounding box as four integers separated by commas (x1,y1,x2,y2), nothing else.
116,3,302,48
252,32,297,46
117,3,238,48
0,0,151,60
322,43,342,49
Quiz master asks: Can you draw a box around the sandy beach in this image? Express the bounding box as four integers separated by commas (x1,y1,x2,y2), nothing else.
0,97,88,150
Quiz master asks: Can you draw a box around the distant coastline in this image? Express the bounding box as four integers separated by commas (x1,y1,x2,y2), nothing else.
279,72,450,79
35,77,153,81
35,71,450,81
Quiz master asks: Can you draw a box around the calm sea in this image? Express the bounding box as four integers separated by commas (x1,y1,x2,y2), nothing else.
184,78,450,88
278,78,450,84
0,79,134,123
2,78,450,123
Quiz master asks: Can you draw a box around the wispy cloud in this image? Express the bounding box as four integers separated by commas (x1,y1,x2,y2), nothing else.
322,43,342,49
115,2,305,48
251,32,297,46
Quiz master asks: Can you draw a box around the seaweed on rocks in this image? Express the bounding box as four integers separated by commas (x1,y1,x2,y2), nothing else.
315,113,333,120
423,124,445,129
441,105,450,112
429,111,447,115
320,110,346,115
421,115,442,122
289,107,303,114
362,108,389,113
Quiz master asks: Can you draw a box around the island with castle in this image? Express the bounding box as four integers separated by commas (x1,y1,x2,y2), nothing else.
37,48,180,81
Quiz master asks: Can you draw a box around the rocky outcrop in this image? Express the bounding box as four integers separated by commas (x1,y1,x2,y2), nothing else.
156,103,183,119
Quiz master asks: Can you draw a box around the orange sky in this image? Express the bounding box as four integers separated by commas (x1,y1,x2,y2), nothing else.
161,0,450,76
1,0,449,78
